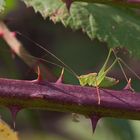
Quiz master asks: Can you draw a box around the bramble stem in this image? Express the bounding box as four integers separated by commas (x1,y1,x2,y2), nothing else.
0,78,140,120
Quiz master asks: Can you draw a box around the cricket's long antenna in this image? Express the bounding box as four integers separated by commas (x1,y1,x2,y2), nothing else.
1,46,67,70
16,31,78,78
119,58,140,80
112,48,140,81
111,48,129,83
24,54,65,69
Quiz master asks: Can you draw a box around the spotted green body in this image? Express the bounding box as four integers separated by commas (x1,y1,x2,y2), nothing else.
78,73,119,87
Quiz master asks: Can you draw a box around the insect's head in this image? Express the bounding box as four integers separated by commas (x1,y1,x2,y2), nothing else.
77,75,87,86
77,73,97,86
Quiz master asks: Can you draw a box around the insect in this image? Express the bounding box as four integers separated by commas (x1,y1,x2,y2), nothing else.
3,32,140,104
77,48,119,104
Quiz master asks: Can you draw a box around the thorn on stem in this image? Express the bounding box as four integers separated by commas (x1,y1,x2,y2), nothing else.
66,0,72,11
62,0,73,11
37,66,42,81
9,106,21,129
56,68,64,84
90,115,100,133
124,78,134,92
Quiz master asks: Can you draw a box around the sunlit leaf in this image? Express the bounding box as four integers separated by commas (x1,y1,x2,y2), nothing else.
0,119,18,140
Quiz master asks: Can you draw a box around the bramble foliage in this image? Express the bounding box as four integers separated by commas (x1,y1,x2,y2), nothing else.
22,0,140,57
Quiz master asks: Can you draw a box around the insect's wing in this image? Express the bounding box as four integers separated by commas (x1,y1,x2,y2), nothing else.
99,76,119,87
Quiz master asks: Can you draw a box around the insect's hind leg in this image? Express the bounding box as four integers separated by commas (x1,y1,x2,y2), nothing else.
116,57,135,92
112,53,134,91
95,78,101,105
96,86,100,105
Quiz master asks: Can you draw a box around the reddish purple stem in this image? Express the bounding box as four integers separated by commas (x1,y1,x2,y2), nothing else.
0,78,140,120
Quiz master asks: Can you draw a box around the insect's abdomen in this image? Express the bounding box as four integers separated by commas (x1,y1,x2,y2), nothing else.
99,76,119,87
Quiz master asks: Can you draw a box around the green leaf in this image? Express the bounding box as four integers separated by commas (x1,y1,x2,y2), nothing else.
0,119,19,140
22,0,140,57
5,0,17,13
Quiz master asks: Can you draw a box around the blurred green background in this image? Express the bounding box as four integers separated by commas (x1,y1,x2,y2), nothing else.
0,0,140,140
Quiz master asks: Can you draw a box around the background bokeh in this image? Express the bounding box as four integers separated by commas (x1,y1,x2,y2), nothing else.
0,0,140,140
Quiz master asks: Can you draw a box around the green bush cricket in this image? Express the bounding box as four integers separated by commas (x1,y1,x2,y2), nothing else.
78,48,119,104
